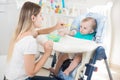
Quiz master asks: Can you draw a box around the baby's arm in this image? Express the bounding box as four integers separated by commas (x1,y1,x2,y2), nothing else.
63,54,82,75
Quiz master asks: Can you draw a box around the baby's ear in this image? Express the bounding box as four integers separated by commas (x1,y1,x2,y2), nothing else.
90,29,94,33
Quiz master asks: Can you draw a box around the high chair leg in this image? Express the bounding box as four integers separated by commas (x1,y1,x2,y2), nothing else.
85,46,113,80
104,59,113,80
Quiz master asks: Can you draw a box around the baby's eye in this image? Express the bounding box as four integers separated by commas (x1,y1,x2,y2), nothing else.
83,27,86,29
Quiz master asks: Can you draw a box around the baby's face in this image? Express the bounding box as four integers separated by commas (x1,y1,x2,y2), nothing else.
80,21,94,34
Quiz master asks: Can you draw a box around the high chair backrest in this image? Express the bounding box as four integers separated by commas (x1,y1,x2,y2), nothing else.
70,12,106,43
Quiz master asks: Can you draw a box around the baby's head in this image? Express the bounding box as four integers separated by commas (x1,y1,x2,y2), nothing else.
80,17,97,34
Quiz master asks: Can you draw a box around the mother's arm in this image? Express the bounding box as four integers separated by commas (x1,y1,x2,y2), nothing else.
37,22,65,34
24,41,53,77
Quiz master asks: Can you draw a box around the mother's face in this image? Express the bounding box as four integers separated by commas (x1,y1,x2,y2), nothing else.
32,12,43,28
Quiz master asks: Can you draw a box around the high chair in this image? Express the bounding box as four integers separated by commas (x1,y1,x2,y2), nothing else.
50,12,113,80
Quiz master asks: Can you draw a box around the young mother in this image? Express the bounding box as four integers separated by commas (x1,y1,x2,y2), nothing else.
5,1,64,80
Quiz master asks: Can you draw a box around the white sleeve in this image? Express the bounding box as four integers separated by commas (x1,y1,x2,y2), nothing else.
24,38,38,55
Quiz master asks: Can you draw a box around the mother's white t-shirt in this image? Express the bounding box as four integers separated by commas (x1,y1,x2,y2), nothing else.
5,36,39,80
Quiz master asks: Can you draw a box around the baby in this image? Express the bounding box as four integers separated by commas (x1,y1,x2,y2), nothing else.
70,17,97,40
50,17,97,79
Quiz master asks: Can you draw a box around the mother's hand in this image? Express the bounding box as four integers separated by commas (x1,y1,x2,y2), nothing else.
55,21,66,30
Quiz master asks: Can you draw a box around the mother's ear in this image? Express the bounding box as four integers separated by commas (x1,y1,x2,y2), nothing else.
31,15,36,22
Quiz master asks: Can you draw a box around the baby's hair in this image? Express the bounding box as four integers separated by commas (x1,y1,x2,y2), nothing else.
82,17,97,30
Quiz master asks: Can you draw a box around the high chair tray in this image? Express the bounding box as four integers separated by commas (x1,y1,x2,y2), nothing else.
37,35,98,53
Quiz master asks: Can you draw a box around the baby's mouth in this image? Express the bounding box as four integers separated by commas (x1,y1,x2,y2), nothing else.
80,31,83,34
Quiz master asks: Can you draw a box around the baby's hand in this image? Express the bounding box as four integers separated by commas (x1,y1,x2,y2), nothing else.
58,28,69,36
69,30,76,36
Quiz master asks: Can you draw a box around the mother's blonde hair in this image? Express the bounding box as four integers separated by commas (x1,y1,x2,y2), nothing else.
7,1,41,62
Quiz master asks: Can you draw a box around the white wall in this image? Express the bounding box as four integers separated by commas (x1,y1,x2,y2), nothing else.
0,0,19,79
0,0,19,55
0,55,7,80
111,0,120,66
